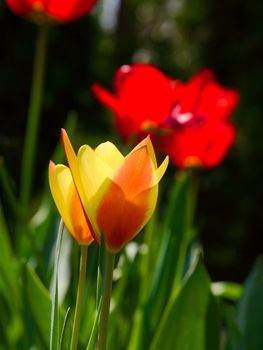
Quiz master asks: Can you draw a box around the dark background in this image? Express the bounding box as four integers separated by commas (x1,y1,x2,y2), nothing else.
0,0,262,282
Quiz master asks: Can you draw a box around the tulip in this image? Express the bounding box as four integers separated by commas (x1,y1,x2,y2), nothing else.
49,161,93,245
5,0,98,23
161,120,236,168
49,160,94,350
92,64,239,168
61,129,168,252
92,63,176,142
160,69,239,168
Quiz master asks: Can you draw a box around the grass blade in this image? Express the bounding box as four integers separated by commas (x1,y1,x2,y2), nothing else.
50,220,64,350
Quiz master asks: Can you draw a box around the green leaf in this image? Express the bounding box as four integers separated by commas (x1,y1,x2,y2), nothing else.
50,220,64,350
0,202,23,347
59,307,71,350
150,259,214,350
23,224,63,349
234,258,263,350
205,293,221,350
146,172,190,333
24,263,53,348
222,303,241,350
0,202,20,303
86,300,101,350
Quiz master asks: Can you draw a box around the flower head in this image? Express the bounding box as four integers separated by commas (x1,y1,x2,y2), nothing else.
161,69,239,168
61,129,168,252
49,161,94,245
92,64,177,142
92,64,239,168
5,0,98,23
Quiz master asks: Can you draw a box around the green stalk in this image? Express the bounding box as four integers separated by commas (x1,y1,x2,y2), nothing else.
171,168,198,298
97,251,115,350
70,246,88,350
152,169,199,346
19,23,49,221
0,158,20,218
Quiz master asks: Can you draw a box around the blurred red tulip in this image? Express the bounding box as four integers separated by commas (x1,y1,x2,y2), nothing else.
5,0,98,23
92,64,178,142
161,69,239,168
92,64,239,168
161,120,236,168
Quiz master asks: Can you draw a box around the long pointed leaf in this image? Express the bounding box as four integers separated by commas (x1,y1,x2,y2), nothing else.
150,259,212,350
50,220,64,350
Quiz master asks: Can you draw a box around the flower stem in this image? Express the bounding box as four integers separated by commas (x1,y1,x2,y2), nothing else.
19,23,49,221
70,246,88,350
97,251,115,350
171,168,198,298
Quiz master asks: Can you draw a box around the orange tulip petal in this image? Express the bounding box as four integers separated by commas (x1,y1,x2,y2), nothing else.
131,135,157,168
96,181,158,252
69,187,94,245
113,144,155,199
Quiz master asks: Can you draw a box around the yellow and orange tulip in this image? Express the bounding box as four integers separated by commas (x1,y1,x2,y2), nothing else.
60,129,168,252
48,161,94,245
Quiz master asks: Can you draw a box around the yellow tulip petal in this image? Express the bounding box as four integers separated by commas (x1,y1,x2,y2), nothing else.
49,162,76,239
77,144,115,240
49,161,93,245
112,144,156,199
61,128,82,194
95,141,124,170
78,144,113,200
156,155,169,182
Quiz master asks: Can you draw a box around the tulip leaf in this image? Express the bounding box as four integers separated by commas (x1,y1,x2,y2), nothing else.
23,263,54,348
205,292,221,350
222,303,241,350
150,259,216,350
59,307,71,350
86,300,101,350
146,172,190,334
50,220,64,350
0,202,20,303
0,202,23,347
233,258,263,350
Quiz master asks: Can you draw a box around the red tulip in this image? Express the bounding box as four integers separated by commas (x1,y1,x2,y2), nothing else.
161,121,236,168
5,0,98,23
161,69,239,168
92,64,239,168
92,64,178,142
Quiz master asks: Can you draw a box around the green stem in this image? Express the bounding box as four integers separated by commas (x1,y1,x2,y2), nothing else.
171,168,198,298
97,251,115,350
70,246,88,350
0,158,20,218
19,24,49,221
140,214,156,304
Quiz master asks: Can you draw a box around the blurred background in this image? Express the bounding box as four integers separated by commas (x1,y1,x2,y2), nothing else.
0,0,262,282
